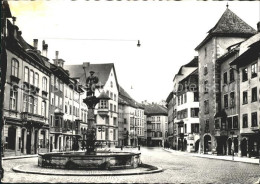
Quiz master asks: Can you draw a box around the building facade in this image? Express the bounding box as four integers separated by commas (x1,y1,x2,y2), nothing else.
144,103,168,147
230,31,260,157
166,92,174,149
3,21,51,156
176,69,200,152
64,63,119,147
195,7,256,154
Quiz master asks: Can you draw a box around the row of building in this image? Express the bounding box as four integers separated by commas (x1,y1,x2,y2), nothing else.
1,1,168,156
166,7,260,158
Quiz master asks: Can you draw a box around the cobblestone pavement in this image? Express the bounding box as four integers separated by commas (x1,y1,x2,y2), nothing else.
2,147,260,183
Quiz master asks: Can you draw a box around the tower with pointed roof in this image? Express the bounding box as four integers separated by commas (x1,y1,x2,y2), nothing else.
195,7,256,154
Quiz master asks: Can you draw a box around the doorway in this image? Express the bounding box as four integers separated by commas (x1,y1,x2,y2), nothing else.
26,130,32,154
241,138,247,156
204,135,211,153
7,126,16,150
34,130,38,154
21,129,25,153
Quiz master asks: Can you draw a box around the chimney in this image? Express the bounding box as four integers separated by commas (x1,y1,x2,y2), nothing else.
257,22,260,32
42,40,48,57
33,39,38,50
12,17,16,25
55,51,59,59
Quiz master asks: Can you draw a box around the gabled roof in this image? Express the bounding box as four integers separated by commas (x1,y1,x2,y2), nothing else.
64,63,119,91
195,8,256,51
173,56,198,81
166,92,173,103
144,104,167,116
230,40,260,66
118,85,140,108
98,91,111,100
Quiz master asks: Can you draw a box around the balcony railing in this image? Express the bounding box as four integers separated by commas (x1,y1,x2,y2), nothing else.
21,112,45,124
50,127,62,133
97,108,109,117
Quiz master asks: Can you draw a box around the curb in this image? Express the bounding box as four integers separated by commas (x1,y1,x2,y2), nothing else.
163,149,259,165
3,155,38,160
12,164,163,176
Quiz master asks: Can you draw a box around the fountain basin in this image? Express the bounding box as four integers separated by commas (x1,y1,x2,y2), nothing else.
38,151,141,170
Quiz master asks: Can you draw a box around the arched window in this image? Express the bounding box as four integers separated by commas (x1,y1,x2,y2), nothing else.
42,77,47,91
24,67,29,82
30,70,34,84
11,58,19,77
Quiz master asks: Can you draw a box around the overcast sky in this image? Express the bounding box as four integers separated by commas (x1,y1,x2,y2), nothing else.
9,1,260,103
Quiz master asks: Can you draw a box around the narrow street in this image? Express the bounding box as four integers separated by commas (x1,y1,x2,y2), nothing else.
2,147,260,183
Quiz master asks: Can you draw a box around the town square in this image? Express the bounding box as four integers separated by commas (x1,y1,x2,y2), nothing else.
1,1,260,183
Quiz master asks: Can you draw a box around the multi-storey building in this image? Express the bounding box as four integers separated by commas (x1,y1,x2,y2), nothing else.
214,42,241,156
64,63,119,146
3,21,51,156
49,52,85,152
166,92,174,148
118,86,145,147
176,69,199,152
195,7,256,154
144,103,168,147
230,30,260,157
172,57,198,151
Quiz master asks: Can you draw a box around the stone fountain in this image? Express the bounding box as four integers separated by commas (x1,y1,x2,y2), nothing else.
38,71,141,170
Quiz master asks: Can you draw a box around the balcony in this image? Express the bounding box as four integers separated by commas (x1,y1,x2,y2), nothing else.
62,128,72,134
10,75,20,84
21,112,45,125
50,127,62,133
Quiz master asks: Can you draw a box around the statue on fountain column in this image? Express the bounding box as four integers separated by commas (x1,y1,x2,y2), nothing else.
86,71,99,97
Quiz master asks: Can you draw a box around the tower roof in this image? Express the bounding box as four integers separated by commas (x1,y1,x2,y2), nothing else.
195,8,256,51
208,8,256,35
